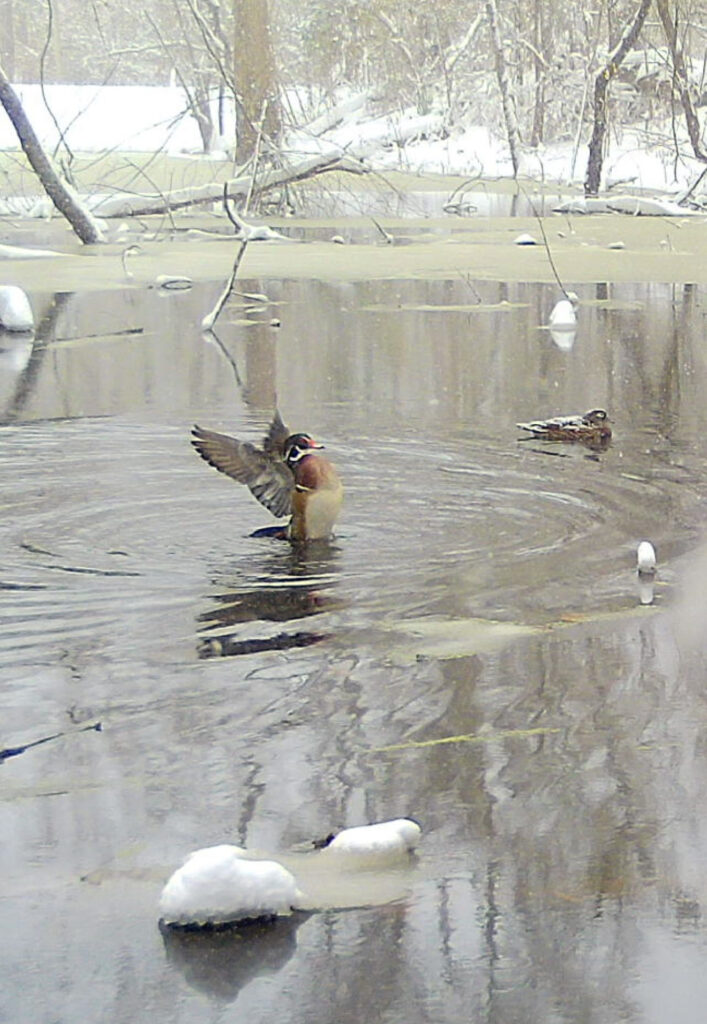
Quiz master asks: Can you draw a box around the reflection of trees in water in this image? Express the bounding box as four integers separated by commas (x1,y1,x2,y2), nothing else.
398,620,703,1021
656,282,695,437
261,608,707,1022
605,281,699,440
0,292,73,423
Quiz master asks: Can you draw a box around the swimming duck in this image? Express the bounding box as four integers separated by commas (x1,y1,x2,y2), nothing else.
191,411,343,542
516,408,612,446
159,845,304,928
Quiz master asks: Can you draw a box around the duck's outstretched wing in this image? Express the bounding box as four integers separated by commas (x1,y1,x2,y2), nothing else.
262,410,290,458
191,425,293,518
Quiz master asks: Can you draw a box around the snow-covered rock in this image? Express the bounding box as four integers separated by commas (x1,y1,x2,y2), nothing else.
321,818,421,858
0,286,34,332
637,540,657,576
159,845,304,927
548,292,578,329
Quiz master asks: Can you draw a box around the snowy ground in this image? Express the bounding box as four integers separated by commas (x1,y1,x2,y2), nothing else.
0,84,703,198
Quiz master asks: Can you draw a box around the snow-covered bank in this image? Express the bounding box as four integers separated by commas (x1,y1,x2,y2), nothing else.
286,95,707,196
0,84,704,201
0,84,229,154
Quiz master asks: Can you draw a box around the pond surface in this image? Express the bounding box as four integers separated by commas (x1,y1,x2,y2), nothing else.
3,252,707,1023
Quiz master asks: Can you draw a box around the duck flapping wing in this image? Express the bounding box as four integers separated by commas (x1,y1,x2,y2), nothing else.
191,424,294,518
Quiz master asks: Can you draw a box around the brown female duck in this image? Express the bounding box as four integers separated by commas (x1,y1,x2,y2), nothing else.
516,408,612,447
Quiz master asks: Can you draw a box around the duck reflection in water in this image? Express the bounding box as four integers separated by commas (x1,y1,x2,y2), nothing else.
197,541,341,659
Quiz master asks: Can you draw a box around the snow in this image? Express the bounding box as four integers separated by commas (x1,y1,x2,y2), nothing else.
324,818,421,857
0,286,34,332
548,294,578,329
0,84,228,154
159,845,303,927
0,82,705,199
283,91,707,194
159,819,422,927
637,541,657,575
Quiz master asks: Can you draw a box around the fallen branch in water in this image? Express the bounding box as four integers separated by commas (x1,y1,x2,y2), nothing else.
201,238,249,331
90,150,367,218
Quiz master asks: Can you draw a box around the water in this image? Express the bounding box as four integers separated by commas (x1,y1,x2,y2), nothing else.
2,268,707,1023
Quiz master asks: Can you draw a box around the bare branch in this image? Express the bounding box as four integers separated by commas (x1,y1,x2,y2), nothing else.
202,239,248,331
39,0,74,164
444,12,484,74
655,0,707,163
93,150,367,218
244,99,268,214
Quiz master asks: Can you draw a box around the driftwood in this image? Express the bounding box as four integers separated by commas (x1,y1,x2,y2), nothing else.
92,150,367,218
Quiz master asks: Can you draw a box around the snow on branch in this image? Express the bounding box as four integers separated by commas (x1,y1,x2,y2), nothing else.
89,151,366,218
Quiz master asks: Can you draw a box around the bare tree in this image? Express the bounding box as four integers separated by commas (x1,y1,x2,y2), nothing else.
654,0,707,163
584,0,652,196
0,63,102,243
529,0,550,146
485,0,521,176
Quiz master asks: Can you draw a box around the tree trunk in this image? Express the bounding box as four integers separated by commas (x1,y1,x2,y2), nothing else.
530,0,546,147
485,0,521,176
0,65,103,244
584,0,652,196
654,0,707,162
233,0,280,163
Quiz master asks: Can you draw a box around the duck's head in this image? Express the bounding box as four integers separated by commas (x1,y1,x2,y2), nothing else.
583,409,609,425
284,433,324,467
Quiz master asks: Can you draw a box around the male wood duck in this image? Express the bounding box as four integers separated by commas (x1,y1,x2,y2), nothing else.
516,408,612,447
191,412,343,542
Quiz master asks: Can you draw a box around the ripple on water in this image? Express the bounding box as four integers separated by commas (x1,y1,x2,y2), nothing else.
336,429,702,624
0,418,702,667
